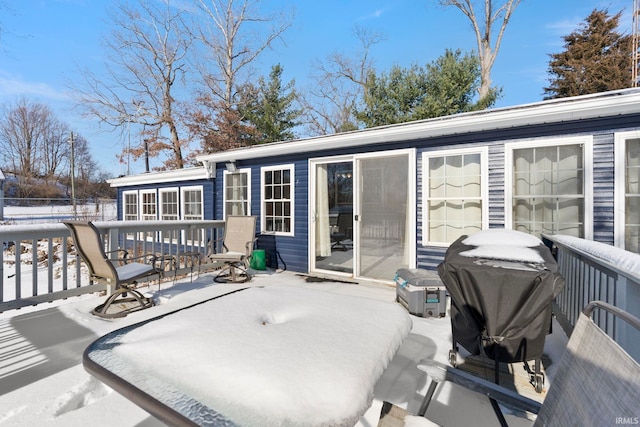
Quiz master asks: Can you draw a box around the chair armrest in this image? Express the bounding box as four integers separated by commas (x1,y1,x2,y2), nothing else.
124,253,158,265
417,359,542,415
154,254,177,271
207,236,225,255
245,238,258,256
105,249,128,264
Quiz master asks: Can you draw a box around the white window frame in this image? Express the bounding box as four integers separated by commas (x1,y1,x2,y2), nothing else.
180,185,204,245
159,187,179,221
422,146,489,246
261,164,295,236
181,185,204,220
223,168,251,219
614,130,640,250
505,136,593,239
123,190,139,221
140,189,157,221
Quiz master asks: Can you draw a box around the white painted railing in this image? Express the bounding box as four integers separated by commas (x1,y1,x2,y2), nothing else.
0,220,225,312
542,234,640,360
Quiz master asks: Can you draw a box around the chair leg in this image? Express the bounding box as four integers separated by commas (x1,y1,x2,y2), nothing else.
92,287,154,319
417,378,440,416
192,253,203,282
214,263,251,283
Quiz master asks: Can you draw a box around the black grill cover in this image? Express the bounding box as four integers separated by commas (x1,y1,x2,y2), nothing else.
438,235,565,363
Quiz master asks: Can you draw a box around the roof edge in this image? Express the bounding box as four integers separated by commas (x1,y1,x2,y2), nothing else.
107,167,209,187
196,88,640,163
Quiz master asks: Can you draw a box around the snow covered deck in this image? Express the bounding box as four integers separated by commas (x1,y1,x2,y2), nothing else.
0,269,567,427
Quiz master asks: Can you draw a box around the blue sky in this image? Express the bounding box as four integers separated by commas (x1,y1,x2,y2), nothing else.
0,0,632,175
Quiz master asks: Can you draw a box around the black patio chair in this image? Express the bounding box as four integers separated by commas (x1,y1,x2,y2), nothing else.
331,212,352,251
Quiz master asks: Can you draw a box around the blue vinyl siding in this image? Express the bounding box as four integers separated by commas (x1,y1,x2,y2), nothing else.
213,157,309,273
592,132,615,245
487,143,506,227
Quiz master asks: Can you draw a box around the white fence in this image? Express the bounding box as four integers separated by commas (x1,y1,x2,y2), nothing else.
1,199,117,223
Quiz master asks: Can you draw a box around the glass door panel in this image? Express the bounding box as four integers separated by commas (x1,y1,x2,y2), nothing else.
357,155,410,280
313,161,353,274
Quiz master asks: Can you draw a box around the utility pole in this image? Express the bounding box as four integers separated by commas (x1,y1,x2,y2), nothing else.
69,132,77,218
144,139,150,173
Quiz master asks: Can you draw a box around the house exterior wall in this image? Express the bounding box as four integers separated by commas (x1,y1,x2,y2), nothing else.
413,118,640,269
213,156,310,273
111,97,640,277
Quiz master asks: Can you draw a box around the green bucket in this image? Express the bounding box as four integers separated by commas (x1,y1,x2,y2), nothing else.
250,249,266,270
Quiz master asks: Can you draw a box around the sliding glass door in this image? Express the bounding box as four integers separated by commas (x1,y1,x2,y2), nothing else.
356,154,411,279
312,161,354,275
310,150,415,281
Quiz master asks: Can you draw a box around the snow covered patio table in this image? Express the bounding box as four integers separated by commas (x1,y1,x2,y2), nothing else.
83,285,413,427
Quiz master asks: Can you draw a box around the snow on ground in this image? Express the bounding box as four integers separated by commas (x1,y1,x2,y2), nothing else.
0,268,567,427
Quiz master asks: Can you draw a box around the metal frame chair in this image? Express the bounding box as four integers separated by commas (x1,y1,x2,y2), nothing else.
208,216,257,283
331,212,352,251
415,301,640,427
64,221,161,318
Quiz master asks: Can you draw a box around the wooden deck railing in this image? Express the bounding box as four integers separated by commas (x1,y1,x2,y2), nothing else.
542,233,640,360
0,220,225,312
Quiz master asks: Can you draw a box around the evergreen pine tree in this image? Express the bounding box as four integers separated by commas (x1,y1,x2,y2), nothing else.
240,65,301,144
544,9,632,99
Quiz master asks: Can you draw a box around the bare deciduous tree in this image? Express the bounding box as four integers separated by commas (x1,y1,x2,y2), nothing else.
302,26,383,135
437,0,521,99
0,98,106,199
0,98,70,177
40,116,71,177
190,0,292,151
72,0,192,170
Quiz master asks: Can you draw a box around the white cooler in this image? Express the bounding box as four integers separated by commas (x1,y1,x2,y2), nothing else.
395,268,447,318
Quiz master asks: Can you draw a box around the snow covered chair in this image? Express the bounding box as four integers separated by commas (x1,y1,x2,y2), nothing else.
208,216,257,283
413,301,640,426
64,221,160,318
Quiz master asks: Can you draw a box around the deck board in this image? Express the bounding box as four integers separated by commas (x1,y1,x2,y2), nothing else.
457,354,551,403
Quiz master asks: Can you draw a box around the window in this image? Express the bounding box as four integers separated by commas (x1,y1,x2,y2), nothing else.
615,132,640,252
140,190,157,221
262,165,294,235
507,137,592,238
181,186,203,244
123,191,138,221
182,186,203,220
224,169,250,218
423,148,487,245
160,189,179,220
624,138,640,252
